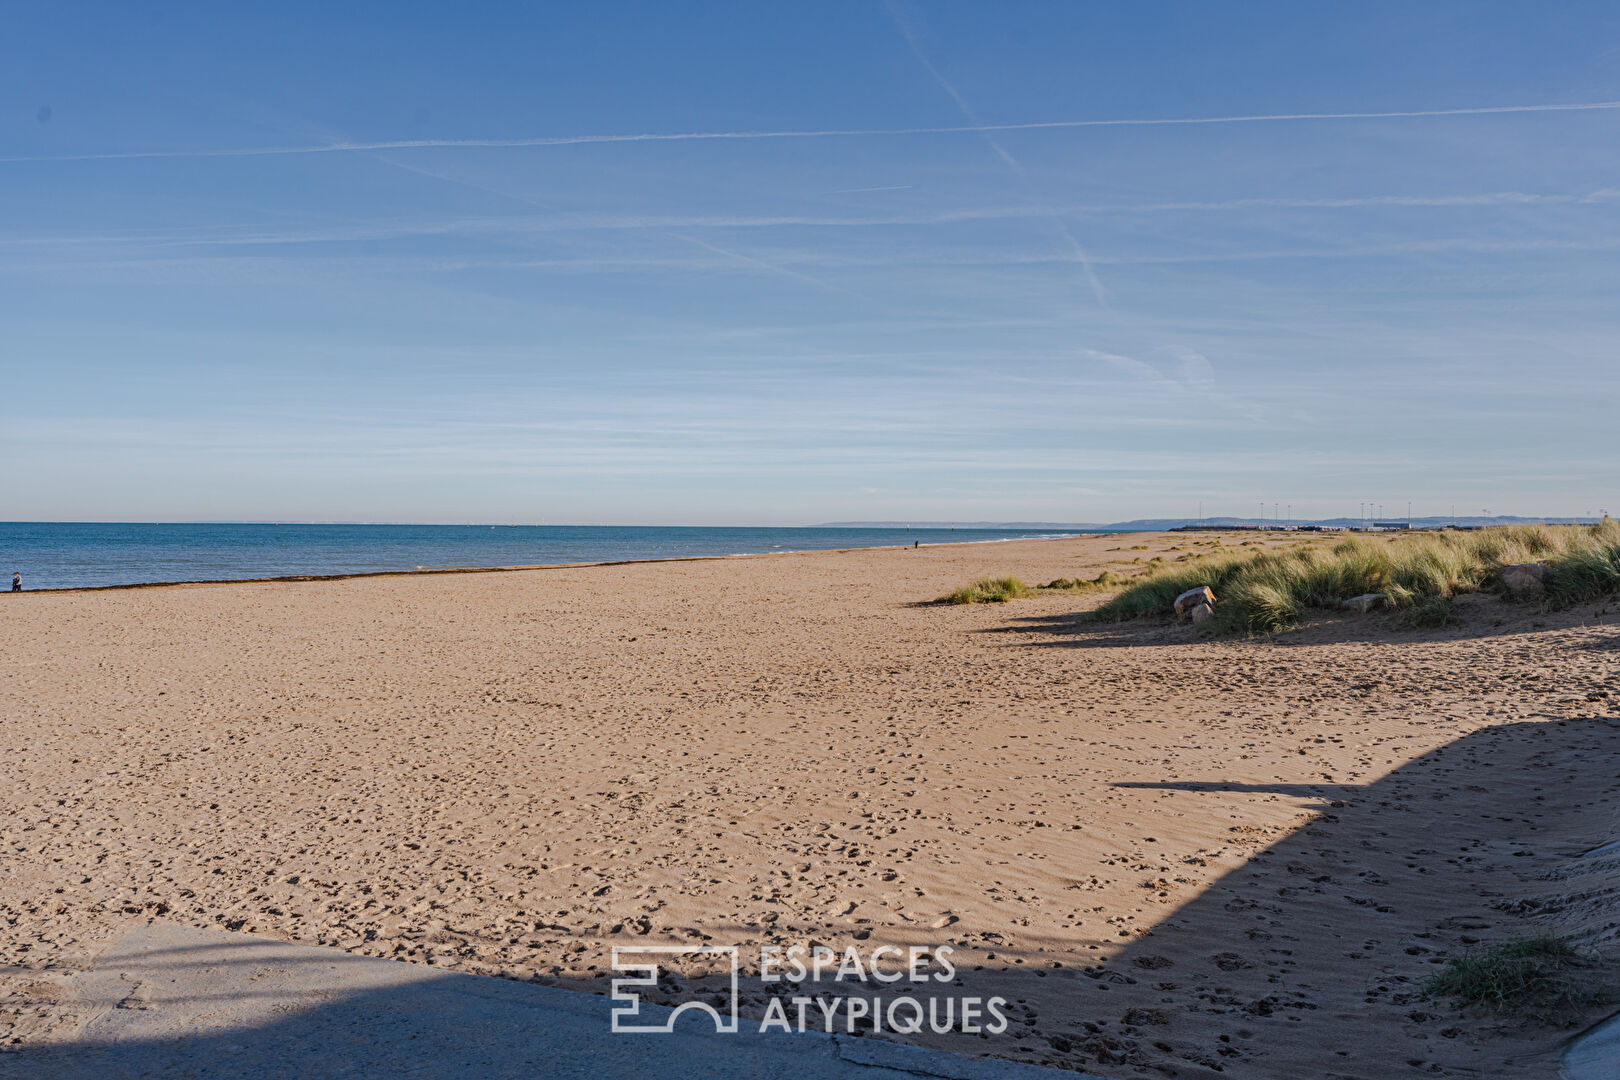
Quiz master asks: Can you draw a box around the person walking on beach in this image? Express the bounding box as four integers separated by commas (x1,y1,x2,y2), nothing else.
10,572,19,592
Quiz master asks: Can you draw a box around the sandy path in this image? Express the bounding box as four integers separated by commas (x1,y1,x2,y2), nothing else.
2,533,1617,1077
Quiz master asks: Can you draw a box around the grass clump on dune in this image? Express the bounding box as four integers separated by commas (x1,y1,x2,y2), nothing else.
1396,595,1456,629
939,570,1133,604
1093,521,1620,634
939,576,1032,604
1423,934,1613,1026
1545,538,1620,606
1040,571,1126,593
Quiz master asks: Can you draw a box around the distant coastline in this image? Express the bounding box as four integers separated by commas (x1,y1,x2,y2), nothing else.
825,514,1600,530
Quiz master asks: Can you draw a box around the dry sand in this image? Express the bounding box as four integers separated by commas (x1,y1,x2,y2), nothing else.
2,533,1618,1077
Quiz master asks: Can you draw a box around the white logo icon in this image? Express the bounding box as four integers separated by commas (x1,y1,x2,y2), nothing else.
610,945,740,1033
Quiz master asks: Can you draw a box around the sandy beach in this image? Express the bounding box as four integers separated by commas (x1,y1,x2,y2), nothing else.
2,532,1617,1078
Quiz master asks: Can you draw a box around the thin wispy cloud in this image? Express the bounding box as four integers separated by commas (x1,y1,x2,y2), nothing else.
6,101,1618,164
6,186,1616,258
826,185,914,194
370,152,847,293
6,187,1616,252
665,231,849,293
16,233,1620,284
1086,347,1264,423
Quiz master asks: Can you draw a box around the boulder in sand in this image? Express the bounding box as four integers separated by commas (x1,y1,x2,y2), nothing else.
1188,602,1216,625
1342,593,1385,614
1501,562,1551,596
1174,586,1216,618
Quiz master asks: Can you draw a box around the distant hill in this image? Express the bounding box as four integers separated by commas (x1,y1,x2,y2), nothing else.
818,521,1106,529
822,515,1601,531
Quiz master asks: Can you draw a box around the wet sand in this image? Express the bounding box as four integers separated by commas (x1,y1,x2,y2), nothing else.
2,533,1617,1077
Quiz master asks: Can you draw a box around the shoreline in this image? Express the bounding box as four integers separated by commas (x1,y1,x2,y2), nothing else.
4,530,1132,595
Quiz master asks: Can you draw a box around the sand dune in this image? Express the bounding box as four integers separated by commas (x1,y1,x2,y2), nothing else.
2,534,1617,1077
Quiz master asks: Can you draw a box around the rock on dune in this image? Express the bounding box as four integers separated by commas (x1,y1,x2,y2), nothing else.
1188,602,1215,625
1174,586,1216,618
1501,563,1551,596
1342,593,1385,614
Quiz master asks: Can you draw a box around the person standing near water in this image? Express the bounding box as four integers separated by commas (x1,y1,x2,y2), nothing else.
10,573,19,592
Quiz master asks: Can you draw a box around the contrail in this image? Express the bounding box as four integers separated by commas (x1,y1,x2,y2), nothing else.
884,0,1107,304
5,100,1618,163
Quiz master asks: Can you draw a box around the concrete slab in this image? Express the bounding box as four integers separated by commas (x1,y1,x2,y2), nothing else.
0,922,1085,1080
1562,1011,1620,1080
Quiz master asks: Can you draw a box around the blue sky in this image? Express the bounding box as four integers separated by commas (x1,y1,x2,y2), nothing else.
4,1,1618,524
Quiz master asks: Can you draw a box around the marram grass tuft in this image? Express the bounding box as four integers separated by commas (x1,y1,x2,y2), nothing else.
1093,522,1620,634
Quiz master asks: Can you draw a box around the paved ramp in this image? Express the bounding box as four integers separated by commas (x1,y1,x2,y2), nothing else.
1,922,1081,1080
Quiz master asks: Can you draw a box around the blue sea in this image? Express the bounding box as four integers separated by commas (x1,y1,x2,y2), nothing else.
0,523,1112,591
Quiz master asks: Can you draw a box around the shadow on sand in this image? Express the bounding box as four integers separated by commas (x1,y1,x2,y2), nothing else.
5,720,1619,1080
979,594,1620,651
1018,717,1620,1077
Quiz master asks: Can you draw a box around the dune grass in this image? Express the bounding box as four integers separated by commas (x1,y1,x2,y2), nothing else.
1093,521,1620,634
941,570,1136,603
938,576,1032,604
1039,571,1127,593
1423,934,1614,1026
1396,594,1456,629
